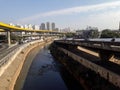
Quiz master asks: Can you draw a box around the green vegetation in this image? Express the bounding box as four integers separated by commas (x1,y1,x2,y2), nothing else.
65,33,76,38
10,33,22,43
88,30,99,38
101,29,120,38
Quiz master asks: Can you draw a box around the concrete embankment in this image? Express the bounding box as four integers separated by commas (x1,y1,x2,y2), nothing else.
50,43,120,90
14,45,44,90
0,40,52,90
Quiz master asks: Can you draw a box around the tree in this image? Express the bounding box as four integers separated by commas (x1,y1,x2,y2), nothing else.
101,29,120,38
66,33,75,38
10,33,22,43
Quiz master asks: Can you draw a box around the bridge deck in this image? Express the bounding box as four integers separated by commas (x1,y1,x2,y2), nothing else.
56,40,120,52
62,46,120,76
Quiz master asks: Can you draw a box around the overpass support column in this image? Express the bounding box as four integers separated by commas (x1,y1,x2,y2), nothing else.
99,50,114,62
7,31,11,47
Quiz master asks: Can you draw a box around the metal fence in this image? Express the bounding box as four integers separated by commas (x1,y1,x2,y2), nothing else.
0,40,42,68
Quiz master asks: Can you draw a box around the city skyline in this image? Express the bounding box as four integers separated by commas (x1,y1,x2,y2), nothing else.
0,0,120,30
14,22,57,31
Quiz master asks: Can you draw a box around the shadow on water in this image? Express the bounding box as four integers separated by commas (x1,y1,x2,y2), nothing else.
21,45,84,90
37,61,84,90
55,62,84,90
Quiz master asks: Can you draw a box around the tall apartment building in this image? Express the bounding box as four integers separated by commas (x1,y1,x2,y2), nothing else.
46,22,50,30
51,22,55,30
32,25,39,30
40,23,46,30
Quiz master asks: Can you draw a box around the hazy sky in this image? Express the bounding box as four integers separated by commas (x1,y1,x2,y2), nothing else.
0,0,120,30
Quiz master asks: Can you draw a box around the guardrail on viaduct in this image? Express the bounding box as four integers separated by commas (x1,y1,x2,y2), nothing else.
56,40,120,61
0,40,44,75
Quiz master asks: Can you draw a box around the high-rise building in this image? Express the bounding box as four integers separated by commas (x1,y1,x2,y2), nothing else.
46,22,50,30
32,25,39,30
40,23,46,30
24,25,29,29
51,22,55,30
28,24,33,30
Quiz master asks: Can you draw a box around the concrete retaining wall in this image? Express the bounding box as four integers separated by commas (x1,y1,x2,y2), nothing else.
0,39,52,90
58,47,120,88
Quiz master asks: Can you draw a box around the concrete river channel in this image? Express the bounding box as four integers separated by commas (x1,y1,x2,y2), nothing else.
14,44,83,90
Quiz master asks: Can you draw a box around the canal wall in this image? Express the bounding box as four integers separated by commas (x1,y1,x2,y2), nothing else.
50,43,120,90
0,39,53,90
